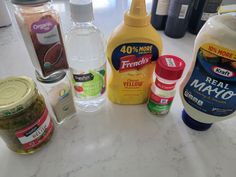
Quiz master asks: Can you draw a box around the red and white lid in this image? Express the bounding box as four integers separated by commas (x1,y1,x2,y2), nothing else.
155,55,186,80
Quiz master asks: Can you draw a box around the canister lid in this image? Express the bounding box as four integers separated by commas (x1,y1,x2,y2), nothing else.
182,110,213,131
0,76,37,117
155,55,185,80
11,0,49,5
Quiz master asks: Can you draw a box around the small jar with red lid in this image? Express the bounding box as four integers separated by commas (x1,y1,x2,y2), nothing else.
147,55,185,115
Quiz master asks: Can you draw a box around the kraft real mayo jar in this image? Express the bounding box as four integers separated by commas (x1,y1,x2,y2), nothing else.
180,14,236,131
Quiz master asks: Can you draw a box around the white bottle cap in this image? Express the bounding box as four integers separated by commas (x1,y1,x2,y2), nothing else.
70,0,94,22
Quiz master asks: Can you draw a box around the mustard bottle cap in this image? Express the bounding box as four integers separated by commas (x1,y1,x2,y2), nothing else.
124,0,150,27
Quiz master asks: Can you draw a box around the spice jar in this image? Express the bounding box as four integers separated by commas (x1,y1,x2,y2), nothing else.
36,71,77,124
0,76,54,154
11,0,69,77
147,55,185,115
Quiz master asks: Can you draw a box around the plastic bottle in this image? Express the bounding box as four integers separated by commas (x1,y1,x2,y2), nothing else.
65,0,106,112
180,14,236,131
106,0,163,104
165,0,194,38
11,0,69,78
188,0,222,35
147,55,185,115
151,0,170,30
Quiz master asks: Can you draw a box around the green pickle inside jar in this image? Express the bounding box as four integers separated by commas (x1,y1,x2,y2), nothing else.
0,76,54,154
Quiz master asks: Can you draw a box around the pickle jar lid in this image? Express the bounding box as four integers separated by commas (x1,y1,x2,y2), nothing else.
0,76,37,118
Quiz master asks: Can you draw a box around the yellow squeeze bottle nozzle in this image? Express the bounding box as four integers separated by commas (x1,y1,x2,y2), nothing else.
124,0,150,27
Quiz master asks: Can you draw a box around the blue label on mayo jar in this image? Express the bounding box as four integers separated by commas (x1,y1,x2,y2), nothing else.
183,43,236,117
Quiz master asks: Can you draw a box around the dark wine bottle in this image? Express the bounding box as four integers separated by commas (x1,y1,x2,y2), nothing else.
165,0,194,38
151,0,170,30
188,0,223,35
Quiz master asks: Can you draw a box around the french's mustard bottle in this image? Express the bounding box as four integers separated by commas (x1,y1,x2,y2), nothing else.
106,0,163,104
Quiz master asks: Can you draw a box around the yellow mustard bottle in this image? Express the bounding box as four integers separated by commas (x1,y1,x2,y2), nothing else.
106,0,163,104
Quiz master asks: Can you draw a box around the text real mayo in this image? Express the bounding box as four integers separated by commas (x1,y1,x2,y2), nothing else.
106,0,163,104
180,14,236,131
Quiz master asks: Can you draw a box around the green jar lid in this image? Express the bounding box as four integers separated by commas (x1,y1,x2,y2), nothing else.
0,76,37,118
11,0,50,5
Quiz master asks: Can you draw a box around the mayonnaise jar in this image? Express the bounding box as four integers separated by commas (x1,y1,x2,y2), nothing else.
180,14,236,131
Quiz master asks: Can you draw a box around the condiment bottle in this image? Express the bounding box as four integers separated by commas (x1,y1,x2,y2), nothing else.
188,0,222,35
151,0,170,30
36,71,76,124
65,0,106,112
164,0,194,38
11,0,69,77
147,55,185,115
180,14,236,131
0,76,54,154
106,0,163,104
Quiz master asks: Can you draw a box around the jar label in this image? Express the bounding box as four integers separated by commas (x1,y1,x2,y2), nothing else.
150,91,174,105
183,43,236,117
147,91,174,114
32,19,60,44
49,83,76,123
15,108,53,150
30,16,69,77
72,64,106,98
155,79,176,90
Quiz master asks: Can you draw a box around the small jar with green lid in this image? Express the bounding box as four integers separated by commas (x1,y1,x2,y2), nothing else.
0,76,54,154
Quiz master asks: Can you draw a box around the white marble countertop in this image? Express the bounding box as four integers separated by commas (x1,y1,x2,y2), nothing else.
1,1,236,177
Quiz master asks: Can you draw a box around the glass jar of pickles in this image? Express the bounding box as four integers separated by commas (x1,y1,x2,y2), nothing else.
0,76,54,154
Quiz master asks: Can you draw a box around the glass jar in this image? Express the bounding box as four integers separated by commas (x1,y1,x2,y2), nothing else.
155,74,178,91
148,83,176,115
147,55,185,115
36,71,77,124
11,0,69,77
0,76,54,154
